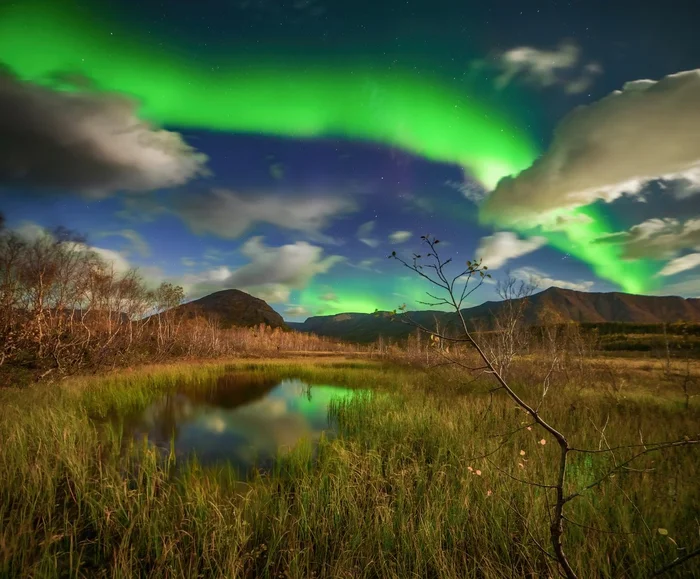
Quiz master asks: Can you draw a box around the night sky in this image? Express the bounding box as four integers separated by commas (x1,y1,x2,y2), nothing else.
1,0,699,320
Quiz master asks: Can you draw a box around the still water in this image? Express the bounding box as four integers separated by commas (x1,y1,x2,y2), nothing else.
119,373,361,477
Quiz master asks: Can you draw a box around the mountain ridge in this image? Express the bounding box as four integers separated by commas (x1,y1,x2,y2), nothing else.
288,287,700,343
177,289,289,330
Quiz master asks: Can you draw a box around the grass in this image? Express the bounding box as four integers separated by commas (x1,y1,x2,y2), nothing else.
1,357,699,578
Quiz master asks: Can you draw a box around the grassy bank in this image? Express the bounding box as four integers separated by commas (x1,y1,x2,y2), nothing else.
1,358,699,578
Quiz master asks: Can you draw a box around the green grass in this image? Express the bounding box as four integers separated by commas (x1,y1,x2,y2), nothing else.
1,358,699,578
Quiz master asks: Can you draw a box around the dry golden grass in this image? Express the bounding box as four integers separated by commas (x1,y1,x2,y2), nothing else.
1,356,698,578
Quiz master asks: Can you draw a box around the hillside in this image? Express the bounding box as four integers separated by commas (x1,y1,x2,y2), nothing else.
177,289,289,330
289,287,700,343
287,310,457,343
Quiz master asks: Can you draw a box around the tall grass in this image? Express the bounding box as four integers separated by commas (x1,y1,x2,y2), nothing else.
1,359,698,578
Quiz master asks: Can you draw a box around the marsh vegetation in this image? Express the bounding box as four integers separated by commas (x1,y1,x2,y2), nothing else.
2,229,699,578
1,354,699,578
0,226,361,387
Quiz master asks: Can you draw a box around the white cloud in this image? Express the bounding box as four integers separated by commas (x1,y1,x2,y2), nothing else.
0,69,208,196
595,217,700,259
176,188,357,240
562,77,591,95
481,69,700,228
319,292,338,301
655,276,700,297
136,265,167,290
476,231,547,269
234,236,344,286
658,253,700,277
89,247,131,274
181,257,196,267
665,177,700,200
284,305,311,318
98,229,150,257
496,40,578,88
445,170,489,204
357,220,379,247
510,266,595,292
348,257,382,273
12,220,131,274
205,265,233,283
13,221,46,241
248,284,292,304
183,237,344,302
492,40,602,94
388,230,412,244
543,212,594,232
564,63,604,94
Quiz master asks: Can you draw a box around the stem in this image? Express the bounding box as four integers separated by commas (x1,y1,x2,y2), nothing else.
391,236,578,579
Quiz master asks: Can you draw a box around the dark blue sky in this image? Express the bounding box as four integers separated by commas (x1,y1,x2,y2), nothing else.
1,0,699,319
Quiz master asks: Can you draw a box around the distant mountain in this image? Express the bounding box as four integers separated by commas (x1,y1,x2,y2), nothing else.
510,287,700,325
289,287,700,343
287,310,455,343
177,289,288,330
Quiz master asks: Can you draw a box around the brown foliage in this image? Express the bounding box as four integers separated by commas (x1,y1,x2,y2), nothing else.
0,229,360,385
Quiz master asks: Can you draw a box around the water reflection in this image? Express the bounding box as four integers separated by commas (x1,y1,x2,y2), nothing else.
120,373,359,477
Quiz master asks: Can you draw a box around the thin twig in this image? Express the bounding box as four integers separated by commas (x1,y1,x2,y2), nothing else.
485,457,558,490
501,497,559,563
561,515,638,536
564,438,699,503
650,547,700,577
391,236,578,579
569,437,700,455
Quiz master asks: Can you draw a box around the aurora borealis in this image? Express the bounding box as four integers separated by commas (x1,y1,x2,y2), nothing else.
0,0,538,189
2,0,699,318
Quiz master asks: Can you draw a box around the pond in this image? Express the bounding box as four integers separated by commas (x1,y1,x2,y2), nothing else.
117,373,362,478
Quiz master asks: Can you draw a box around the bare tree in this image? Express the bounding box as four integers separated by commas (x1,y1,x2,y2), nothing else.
389,234,699,579
475,274,538,379
151,282,185,353
0,230,28,366
0,221,367,381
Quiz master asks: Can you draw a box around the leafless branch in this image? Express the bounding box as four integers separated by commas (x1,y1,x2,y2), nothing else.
485,457,559,490
650,547,700,577
564,438,700,503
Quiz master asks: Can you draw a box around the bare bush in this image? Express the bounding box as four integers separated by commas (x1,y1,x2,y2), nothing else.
472,275,537,379
387,234,700,579
0,227,361,385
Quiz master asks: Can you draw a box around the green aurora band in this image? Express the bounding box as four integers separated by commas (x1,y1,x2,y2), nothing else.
0,1,537,190
0,2,663,296
299,276,480,316
298,285,404,318
512,206,660,295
